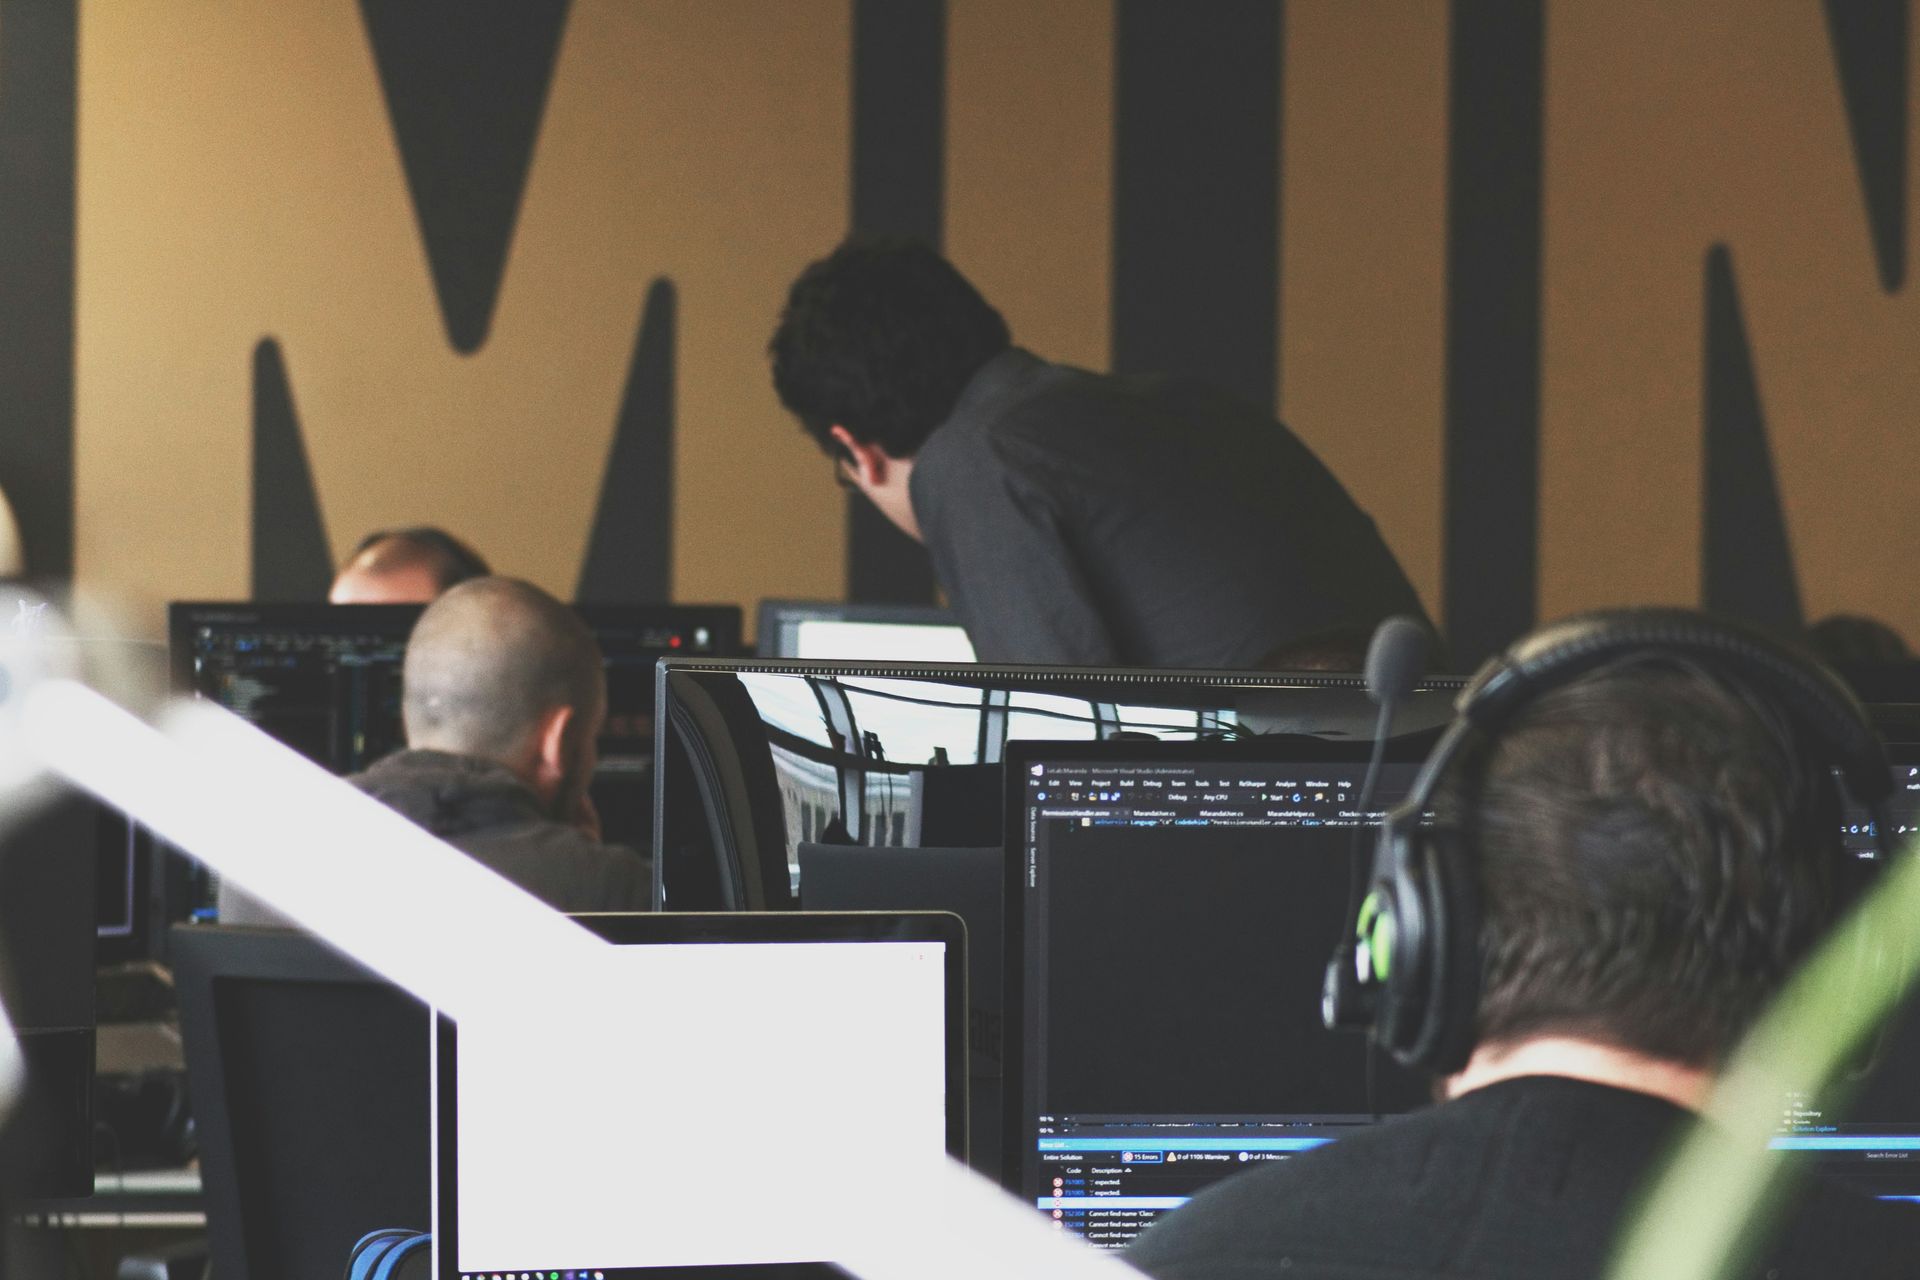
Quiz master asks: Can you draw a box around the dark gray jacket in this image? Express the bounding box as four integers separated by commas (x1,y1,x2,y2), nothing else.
349,749,651,913
909,349,1431,668
219,749,651,924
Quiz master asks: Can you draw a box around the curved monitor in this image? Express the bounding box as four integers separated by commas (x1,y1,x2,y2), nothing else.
651,658,1465,911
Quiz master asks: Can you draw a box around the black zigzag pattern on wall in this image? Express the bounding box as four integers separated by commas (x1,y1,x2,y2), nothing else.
0,0,76,583
1824,0,1908,292
845,0,943,605
251,340,335,600
360,0,570,354
1701,247,1804,633
577,279,676,604
1112,0,1281,410
1441,0,1545,667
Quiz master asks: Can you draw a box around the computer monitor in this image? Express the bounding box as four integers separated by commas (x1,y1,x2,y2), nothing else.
433,911,966,1279
651,657,1466,910
757,600,977,662
170,602,742,773
171,924,432,1280
1004,738,1920,1249
1004,736,1433,1248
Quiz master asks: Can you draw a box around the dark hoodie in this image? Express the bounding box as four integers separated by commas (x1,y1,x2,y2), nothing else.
217,748,651,925
347,749,652,913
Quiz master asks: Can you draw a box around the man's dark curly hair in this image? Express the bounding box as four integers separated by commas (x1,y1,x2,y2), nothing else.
1445,657,1852,1067
769,238,1011,459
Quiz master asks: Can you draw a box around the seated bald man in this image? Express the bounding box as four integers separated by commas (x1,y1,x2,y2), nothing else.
329,525,490,604
226,578,650,924
347,576,651,911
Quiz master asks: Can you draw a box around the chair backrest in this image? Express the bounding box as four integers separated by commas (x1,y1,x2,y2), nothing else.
171,925,429,1280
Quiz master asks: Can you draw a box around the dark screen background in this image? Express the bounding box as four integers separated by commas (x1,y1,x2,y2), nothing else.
1040,822,1428,1117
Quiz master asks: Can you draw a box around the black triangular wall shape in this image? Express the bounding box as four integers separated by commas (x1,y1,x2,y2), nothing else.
359,0,571,354
1112,0,1281,410
1823,0,1907,292
0,0,77,583
1702,247,1804,632
251,340,335,600
847,0,941,604
576,279,675,604
1441,0,1545,667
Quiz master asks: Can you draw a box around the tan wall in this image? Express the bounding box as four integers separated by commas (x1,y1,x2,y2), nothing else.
1541,1,1920,640
70,0,1920,646
77,0,851,632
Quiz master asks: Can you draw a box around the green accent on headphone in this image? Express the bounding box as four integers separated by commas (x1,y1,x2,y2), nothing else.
1358,891,1393,981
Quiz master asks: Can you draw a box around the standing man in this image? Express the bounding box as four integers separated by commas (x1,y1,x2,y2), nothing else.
770,238,1431,669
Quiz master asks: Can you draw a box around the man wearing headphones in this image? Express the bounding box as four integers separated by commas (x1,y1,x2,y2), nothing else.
1128,611,1920,1279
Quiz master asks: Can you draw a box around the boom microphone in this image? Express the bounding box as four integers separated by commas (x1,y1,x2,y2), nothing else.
1322,616,1431,1032
1365,615,1432,710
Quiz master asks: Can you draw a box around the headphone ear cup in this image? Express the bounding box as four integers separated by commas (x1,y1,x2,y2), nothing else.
1369,828,1431,1064
1403,827,1483,1076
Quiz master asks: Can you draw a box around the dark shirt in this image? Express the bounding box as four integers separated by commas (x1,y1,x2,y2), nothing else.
219,749,651,924
1126,1075,1920,1280
908,349,1429,668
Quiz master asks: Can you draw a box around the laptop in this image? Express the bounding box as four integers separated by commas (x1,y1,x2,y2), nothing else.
433,911,966,1279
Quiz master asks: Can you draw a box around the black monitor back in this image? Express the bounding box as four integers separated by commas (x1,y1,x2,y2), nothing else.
171,925,429,1280
798,844,1003,1173
0,785,96,1198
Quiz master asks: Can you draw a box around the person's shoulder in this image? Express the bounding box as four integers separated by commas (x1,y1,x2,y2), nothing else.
1127,1108,1461,1279
458,820,651,910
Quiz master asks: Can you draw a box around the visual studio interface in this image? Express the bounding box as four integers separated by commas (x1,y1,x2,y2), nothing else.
1016,754,1430,1248
1017,753,1920,1247
189,620,411,774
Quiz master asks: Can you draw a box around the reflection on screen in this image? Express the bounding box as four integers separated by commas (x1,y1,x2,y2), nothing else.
656,663,1468,910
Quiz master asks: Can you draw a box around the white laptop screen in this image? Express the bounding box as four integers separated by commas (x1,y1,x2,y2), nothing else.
435,914,964,1279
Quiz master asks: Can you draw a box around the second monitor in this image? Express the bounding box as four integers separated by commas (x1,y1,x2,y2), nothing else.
757,599,977,662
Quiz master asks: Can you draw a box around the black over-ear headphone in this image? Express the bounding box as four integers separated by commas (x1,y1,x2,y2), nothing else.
1321,607,1895,1076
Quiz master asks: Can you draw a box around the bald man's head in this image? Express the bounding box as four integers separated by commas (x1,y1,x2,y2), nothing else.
401,578,605,766
330,527,490,604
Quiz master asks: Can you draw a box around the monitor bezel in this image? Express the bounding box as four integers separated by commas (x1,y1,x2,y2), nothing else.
433,909,969,1280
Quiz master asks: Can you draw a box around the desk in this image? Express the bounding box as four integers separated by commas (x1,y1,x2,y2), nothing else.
9,1169,203,1278
15,1167,204,1229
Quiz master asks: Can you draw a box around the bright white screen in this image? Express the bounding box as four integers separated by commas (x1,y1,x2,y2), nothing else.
792,619,977,663
447,941,948,1274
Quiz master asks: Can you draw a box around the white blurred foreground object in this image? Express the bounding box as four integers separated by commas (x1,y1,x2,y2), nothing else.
14,676,1144,1280
0,997,22,1121
20,681,608,1021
